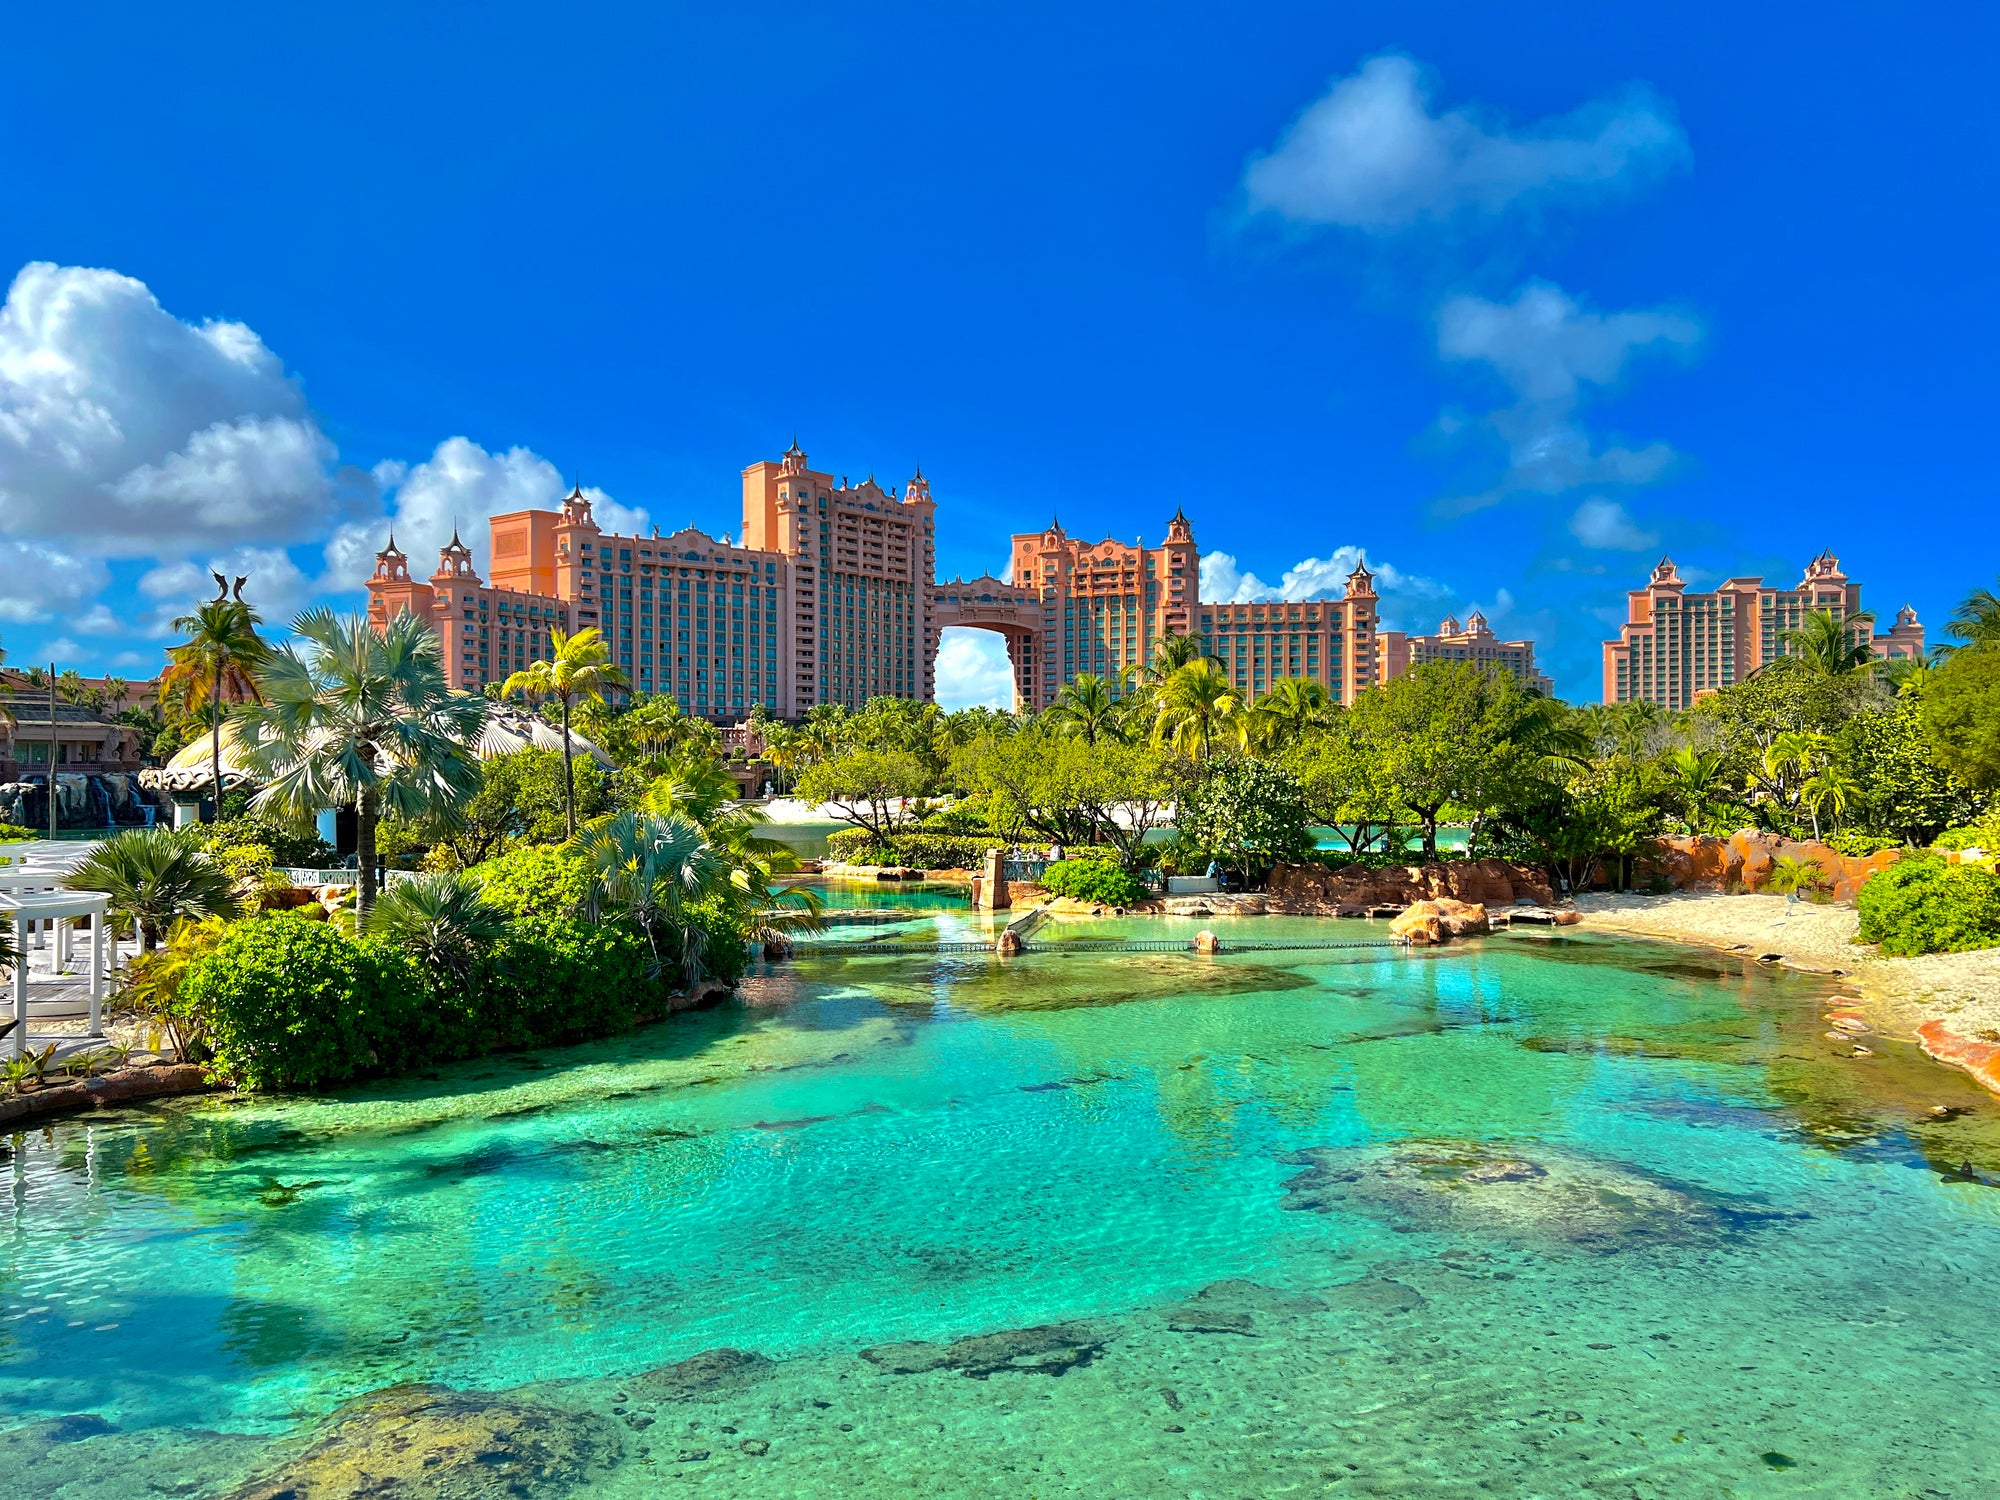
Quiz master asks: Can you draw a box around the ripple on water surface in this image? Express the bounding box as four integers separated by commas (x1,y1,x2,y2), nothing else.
5,921,2000,1497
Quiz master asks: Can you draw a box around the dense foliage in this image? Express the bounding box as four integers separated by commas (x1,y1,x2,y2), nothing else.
1040,858,1148,906
1175,759,1315,874
176,916,420,1090
469,843,595,920
1856,854,2000,956
824,829,1001,869
191,814,335,868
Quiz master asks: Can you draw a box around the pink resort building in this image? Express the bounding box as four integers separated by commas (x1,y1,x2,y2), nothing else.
1601,551,1925,708
1375,612,1553,696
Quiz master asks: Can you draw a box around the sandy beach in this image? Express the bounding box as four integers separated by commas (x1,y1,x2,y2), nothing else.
1573,890,2000,1045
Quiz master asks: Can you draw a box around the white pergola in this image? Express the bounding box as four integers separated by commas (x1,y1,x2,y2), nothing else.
2,842,111,1059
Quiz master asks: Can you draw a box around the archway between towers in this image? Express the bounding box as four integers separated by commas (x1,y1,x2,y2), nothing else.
930,577,1048,711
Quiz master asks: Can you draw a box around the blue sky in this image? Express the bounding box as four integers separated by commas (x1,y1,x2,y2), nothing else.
2,3,1994,704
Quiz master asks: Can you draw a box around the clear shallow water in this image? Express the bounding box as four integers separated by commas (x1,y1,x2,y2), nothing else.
6,902,2000,1497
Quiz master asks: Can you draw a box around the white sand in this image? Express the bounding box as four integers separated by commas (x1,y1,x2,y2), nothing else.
1573,891,2000,1042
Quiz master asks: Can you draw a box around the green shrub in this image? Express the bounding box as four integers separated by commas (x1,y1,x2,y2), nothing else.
1040,858,1147,906
1856,853,2000,956
470,844,593,920
1822,831,1899,857
1935,815,2000,852
823,829,1003,869
193,816,334,869
476,915,663,1049
0,822,35,842
178,916,422,1090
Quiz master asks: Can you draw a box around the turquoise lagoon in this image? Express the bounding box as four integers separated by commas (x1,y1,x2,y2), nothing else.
5,896,2000,1497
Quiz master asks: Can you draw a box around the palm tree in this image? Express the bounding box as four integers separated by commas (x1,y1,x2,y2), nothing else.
640,772,824,953
1150,661,1243,762
237,610,487,920
1946,577,2000,650
1244,677,1334,754
64,827,240,952
1045,673,1125,745
1665,745,1730,832
568,810,730,987
365,872,509,992
159,595,269,820
501,627,629,839
1800,760,1860,841
1121,629,1220,698
1778,607,1877,677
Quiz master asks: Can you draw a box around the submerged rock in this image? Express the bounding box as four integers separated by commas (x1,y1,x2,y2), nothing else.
228,1384,620,1499
1278,1141,1744,1249
1158,1278,1327,1334
860,1320,1108,1378
626,1347,775,1404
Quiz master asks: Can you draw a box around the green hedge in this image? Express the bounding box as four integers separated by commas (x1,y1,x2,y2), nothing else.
177,916,422,1091
1856,853,2000,956
176,906,699,1090
0,822,35,842
823,829,1003,869
1040,858,1147,906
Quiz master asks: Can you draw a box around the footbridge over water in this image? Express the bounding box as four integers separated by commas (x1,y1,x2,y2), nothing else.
931,575,1048,711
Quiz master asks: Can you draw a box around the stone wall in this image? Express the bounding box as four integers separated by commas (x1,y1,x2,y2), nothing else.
1264,859,1556,915
1638,833,1902,902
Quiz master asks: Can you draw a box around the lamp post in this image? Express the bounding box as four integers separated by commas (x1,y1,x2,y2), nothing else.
47,661,57,842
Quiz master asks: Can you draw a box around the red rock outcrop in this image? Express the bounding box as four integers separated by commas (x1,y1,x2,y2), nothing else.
1916,1020,2000,1101
1640,834,1904,901
1390,898,1490,945
1265,859,1556,914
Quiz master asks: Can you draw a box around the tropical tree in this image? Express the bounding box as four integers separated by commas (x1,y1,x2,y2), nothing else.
1756,730,1828,832
1045,673,1126,745
1664,745,1732,833
1282,717,1399,853
1176,758,1315,876
1345,661,1544,860
365,872,510,992
1923,644,2000,790
1150,661,1244,762
1126,628,1218,688
567,811,730,987
638,775,823,950
501,626,629,838
1777,607,1877,678
1800,758,1861,840
64,827,240,951
237,610,487,920
1945,576,2000,651
1838,697,1986,845
793,746,934,845
158,593,268,819
1244,677,1335,754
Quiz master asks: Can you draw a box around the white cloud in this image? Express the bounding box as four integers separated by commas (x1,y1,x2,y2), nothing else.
322,437,650,589
1568,497,1660,551
71,604,124,634
1242,54,1686,232
1438,281,1698,400
1435,281,1698,511
0,538,108,622
1200,546,1455,631
934,627,1016,710
0,262,364,557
